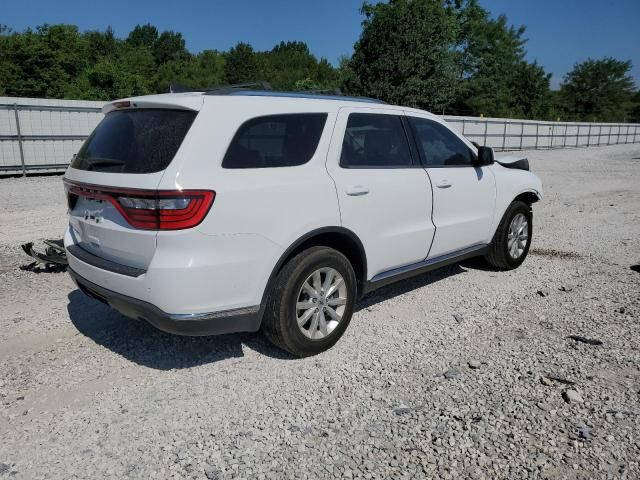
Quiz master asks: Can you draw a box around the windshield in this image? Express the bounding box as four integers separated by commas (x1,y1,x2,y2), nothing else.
71,109,197,173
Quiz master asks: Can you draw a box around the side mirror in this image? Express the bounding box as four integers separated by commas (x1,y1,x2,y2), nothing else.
475,146,494,167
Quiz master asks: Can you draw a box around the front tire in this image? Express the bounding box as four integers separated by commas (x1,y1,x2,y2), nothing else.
485,200,532,270
262,246,357,357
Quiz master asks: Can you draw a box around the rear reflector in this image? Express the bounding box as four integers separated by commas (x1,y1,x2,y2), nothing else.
63,179,215,230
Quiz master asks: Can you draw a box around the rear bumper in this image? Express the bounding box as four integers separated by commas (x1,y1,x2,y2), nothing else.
69,268,262,336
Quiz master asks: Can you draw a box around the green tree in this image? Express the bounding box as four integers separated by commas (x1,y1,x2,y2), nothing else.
224,42,259,84
628,91,640,123
258,41,336,90
343,0,460,111
0,24,89,98
154,50,225,91
126,24,158,49
451,0,550,118
152,30,188,65
507,61,551,119
66,59,149,100
84,26,117,62
559,58,636,122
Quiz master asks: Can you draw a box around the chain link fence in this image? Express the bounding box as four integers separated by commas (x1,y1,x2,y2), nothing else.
1,97,639,175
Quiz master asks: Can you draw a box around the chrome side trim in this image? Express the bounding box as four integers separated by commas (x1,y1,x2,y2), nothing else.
371,243,488,283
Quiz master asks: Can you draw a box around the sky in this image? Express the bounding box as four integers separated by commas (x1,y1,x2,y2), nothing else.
3,0,639,90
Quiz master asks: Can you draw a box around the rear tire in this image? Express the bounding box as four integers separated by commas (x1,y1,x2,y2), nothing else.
485,200,532,270
262,246,357,357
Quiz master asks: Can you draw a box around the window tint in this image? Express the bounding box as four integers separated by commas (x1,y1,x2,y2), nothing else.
410,117,474,167
340,113,412,168
71,109,197,173
222,113,327,168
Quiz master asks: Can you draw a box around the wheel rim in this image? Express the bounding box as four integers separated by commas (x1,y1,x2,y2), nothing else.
507,213,529,259
295,267,348,340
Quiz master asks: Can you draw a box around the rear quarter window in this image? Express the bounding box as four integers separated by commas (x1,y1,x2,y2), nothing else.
71,109,197,173
222,113,327,169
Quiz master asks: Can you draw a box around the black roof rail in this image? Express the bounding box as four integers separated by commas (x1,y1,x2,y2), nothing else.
297,88,343,95
168,81,273,94
203,81,273,95
168,82,386,104
291,87,387,103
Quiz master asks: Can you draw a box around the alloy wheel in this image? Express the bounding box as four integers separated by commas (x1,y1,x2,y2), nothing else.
507,213,529,259
295,267,348,340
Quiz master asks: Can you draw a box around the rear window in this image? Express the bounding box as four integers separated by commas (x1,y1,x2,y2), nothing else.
340,113,413,168
222,113,327,168
71,109,197,173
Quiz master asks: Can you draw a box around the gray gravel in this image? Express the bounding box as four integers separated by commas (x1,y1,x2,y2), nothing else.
1,144,639,479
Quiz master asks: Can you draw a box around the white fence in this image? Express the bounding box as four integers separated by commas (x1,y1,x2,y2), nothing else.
0,97,103,174
1,96,639,175
445,115,640,151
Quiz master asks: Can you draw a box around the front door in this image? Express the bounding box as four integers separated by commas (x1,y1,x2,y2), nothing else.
407,115,496,258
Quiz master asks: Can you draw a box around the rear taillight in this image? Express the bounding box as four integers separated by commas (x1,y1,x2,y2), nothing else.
63,180,215,230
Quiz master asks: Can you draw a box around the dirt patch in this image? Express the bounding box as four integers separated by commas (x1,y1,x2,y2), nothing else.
529,247,581,259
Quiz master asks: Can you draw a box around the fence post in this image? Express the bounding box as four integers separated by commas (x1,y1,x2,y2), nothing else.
626,125,630,144
576,125,580,147
461,119,466,136
635,125,638,144
562,123,567,148
502,120,507,151
598,125,602,145
483,120,488,146
616,125,620,144
535,122,539,149
550,123,554,149
607,126,611,145
519,122,524,150
13,103,26,177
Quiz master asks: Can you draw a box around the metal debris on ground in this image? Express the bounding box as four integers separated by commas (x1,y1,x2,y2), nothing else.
20,239,67,272
567,335,603,346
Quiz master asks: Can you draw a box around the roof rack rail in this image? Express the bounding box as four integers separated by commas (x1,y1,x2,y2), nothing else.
169,84,202,93
169,81,273,94
203,81,273,95
168,82,386,104
297,88,343,95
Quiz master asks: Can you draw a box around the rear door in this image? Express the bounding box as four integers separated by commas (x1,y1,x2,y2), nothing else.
407,115,495,258
326,107,435,278
64,106,199,269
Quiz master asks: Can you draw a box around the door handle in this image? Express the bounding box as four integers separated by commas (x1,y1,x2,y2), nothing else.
436,180,452,189
346,185,370,196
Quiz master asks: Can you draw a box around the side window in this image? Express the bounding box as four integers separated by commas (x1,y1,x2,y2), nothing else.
222,113,327,168
340,113,413,168
410,117,474,167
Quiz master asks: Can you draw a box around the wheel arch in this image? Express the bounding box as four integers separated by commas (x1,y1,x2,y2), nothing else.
257,227,368,324
488,188,540,243
513,189,541,207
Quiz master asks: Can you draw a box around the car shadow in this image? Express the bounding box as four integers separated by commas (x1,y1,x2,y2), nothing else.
356,262,468,311
67,260,478,369
67,290,294,370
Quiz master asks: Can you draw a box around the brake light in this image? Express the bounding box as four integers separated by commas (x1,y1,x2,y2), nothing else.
63,180,215,230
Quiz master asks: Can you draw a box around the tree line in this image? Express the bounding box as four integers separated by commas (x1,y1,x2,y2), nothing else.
1,0,638,122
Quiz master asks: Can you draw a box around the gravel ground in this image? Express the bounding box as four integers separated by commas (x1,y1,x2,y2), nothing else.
0,144,639,479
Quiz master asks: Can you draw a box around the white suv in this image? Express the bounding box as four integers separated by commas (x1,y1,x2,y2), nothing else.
63,88,542,356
